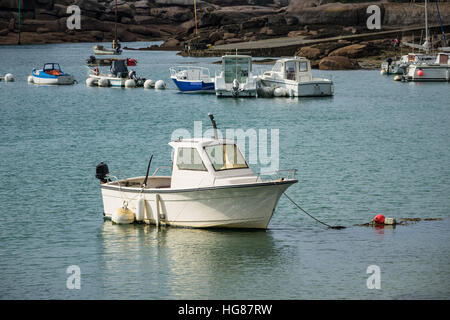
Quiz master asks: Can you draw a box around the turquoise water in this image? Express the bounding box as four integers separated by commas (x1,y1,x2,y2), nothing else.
0,42,449,299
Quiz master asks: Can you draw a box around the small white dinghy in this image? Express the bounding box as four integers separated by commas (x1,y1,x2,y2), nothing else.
96,115,298,229
93,44,122,56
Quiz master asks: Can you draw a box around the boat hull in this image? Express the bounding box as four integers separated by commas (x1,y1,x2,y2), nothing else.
215,88,257,98
260,79,334,97
405,65,450,82
31,72,75,85
171,77,215,93
94,49,122,55
100,180,296,229
88,75,127,87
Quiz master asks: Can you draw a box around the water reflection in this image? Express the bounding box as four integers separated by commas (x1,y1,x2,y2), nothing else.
99,223,281,299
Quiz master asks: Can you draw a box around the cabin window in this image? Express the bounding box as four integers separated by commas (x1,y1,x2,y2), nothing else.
223,58,250,84
285,61,296,80
205,144,249,171
299,61,308,72
176,147,207,171
272,62,283,73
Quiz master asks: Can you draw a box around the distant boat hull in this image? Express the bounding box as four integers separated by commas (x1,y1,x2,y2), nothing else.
404,64,450,82
260,78,334,97
100,179,297,229
171,77,215,93
94,49,122,55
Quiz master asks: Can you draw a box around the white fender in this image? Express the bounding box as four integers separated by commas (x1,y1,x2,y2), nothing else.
135,196,145,222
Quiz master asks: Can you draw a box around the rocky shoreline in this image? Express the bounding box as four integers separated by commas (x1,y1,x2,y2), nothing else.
1,1,449,70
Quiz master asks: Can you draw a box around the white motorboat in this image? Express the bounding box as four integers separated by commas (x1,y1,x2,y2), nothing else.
169,65,215,93
403,52,450,82
258,57,334,97
96,115,297,229
30,63,75,85
214,54,258,97
93,45,122,55
86,59,145,87
380,53,436,75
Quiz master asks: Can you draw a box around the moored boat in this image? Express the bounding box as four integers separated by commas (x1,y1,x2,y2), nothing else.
30,63,75,85
403,52,450,82
169,65,215,93
86,59,145,87
96,115,297,229
214,54,257,97
258,56,334,97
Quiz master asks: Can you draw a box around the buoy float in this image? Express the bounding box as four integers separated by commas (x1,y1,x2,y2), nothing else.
4,73,14,82
28,75,34,83
112,203,135,224
98,77,110,87
125,79,136,88
416,69,424,77
372,214,396,225
144,79,155,89
135,197,145,222
373,214,385,224
86,78,96,86
393,75,402,81
154,80,166,90
380,70,387,75
273,87,286,97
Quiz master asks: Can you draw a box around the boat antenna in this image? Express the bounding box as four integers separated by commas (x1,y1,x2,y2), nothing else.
142,154,153,188
208,113,218,140
435,0,447,47
424,0,429,54
18,0,21,45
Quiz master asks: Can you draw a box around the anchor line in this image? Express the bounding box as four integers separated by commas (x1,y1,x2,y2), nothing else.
283,193,346,230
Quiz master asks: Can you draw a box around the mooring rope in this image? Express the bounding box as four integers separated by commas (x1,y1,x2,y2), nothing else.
283,193,346,230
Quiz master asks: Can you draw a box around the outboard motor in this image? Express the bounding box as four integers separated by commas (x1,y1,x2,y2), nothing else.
232,79,240,97
96,162,110,184
128,70,137,81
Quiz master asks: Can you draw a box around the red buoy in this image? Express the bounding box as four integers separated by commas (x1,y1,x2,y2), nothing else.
417,69,424,76
373,214,385,224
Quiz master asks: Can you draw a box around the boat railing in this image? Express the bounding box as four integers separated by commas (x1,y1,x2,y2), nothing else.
255,169,297,182
169,65,211,80
152,166,173,176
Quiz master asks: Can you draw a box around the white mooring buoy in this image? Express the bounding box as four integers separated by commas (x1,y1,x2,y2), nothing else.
144,79,155,89
154,80,166,90
4,73,15,82
125,79,136,88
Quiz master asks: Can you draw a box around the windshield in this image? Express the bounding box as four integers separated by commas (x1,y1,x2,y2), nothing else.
205,144,249,171
223,57,250,84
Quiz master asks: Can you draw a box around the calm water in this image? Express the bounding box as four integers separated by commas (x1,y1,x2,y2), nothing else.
0,42,449,300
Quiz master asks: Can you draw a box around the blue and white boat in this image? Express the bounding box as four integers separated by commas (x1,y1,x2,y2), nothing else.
169,66,215,93
30,63,75,85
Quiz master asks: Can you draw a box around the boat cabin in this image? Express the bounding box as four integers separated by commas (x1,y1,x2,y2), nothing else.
108,138,260,190
43,63,63,75
110,59,129,78
263,57,312,82
170,66,212,82
168,138,258,189
221,55,252,84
